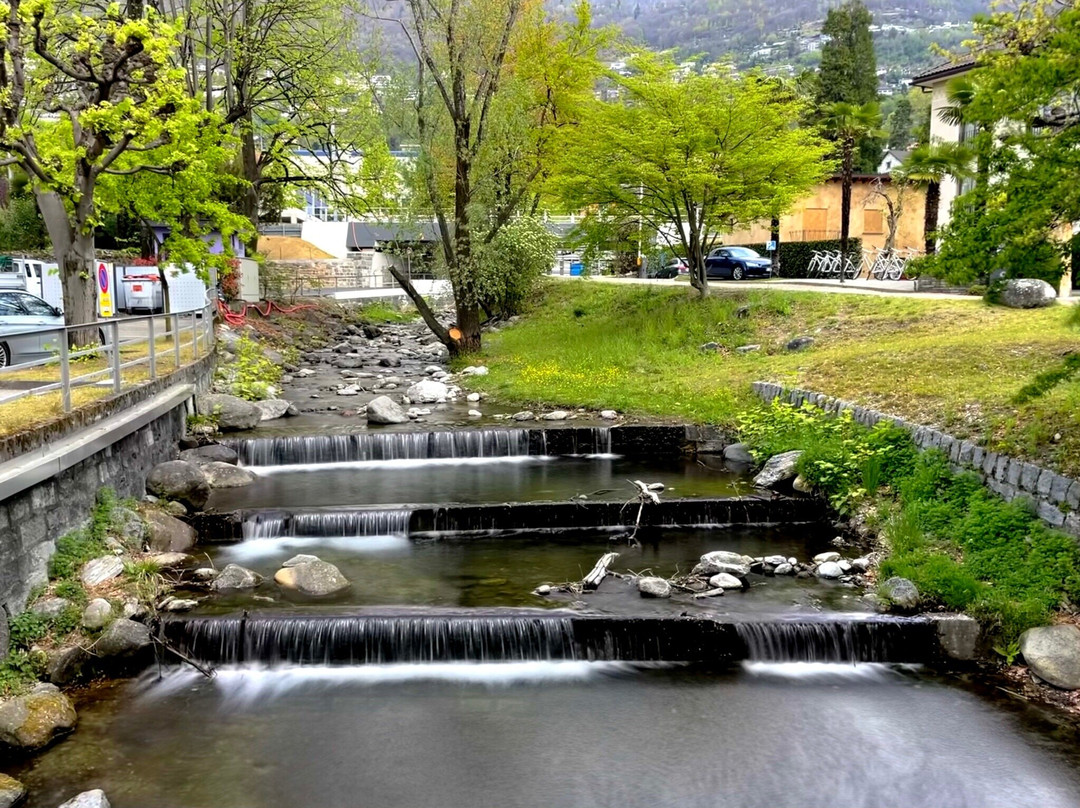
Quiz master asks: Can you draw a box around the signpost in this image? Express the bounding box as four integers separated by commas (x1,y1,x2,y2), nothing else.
97,261,113,317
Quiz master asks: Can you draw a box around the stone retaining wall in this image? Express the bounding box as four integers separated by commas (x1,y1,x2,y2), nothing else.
752,381,1080,538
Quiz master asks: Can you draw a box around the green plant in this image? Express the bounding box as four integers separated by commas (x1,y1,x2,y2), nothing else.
53,579,86,603
993,639,1021,665
124,560,164,605
224,335,283,401
186,412,220,433
0,650,44,696
8,611,49,648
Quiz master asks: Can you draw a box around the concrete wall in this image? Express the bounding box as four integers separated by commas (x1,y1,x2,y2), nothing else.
723,178,928,253
0,404,186,621
752,382,1080,538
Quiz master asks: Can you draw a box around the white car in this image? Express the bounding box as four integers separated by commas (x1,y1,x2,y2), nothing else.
0,291,66,367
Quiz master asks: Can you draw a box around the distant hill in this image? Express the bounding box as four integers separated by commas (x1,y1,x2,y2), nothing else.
550,0,984,92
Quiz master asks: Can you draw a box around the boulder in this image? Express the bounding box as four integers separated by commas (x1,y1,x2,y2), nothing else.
753,450,803,489
198,393,262,431
179,444,238,466
786,336,815,351
722,443,755,464
365,395,409,425
146,552,192,569
694,551,754,576
708,573,745,590
146,461,210,511
461,365,489,376
1019,625,1080,689
542,411,569,421
881,576,920,610
111,506,147,546
46,645,89,686
211,564,263,591
406,380,449,403
162,500,188,518
81,599,113,630
599,410,619,420
57,791,111,808
95,619,152,658
0,683,77,750
282,554,321,568
816,561,843,579
0,773,26,808
30,597,72,619
813,551,841,564
792,475,812,494
143,509,196,553
253,399,294,421
511,411,535,421
1000,278,1057,309
80,556,124,587
201,461,256,489
637,577,672,598
274,560,350,599
773,563,794,575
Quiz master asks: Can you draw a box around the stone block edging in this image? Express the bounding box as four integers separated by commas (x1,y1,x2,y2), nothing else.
751,381,1080,538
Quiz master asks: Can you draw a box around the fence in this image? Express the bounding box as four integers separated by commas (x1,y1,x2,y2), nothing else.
0,298,215,415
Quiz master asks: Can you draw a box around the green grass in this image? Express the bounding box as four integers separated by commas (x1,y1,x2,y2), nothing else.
354,300,418,324
470,279,1080,476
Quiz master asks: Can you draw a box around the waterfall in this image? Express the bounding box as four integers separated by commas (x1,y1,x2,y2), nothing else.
165,615,578,665
242,510,413,539
228,429,534,467
733,619,927,663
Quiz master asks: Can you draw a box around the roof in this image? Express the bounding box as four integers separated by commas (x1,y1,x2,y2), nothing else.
910,57,977,88
258,236,334,260
882,148,910,161
346,222,441,250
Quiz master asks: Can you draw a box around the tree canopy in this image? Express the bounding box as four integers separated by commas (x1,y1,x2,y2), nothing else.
554,54,833,296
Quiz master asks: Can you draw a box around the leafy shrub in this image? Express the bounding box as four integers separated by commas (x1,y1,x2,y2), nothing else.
8,611,49,648
475,216,557,319
222,335,282,401
743,238,862,279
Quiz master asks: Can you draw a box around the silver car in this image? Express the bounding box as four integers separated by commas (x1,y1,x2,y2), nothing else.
0,291,65,367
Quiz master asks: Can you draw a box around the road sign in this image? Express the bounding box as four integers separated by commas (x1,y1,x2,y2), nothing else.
97,261,113,317
766,240,777,252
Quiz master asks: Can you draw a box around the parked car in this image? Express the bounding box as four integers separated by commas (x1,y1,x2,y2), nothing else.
0,291,66,367
704,247,772,280
649,258,688,279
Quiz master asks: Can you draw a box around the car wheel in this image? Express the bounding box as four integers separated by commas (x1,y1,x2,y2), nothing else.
732,265,745,280
0,343,9,368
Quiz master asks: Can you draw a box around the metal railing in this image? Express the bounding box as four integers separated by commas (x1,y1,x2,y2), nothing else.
0,298,215,414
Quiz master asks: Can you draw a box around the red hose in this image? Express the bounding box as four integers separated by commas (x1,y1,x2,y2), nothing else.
217,298,317,327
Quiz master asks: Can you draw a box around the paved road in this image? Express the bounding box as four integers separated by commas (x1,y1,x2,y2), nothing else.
573,274,1080,303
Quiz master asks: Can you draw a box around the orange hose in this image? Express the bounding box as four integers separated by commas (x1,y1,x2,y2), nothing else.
217,298,317,327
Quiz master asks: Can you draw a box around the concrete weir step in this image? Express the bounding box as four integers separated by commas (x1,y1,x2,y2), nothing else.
161,610,977,666
194,496,830,542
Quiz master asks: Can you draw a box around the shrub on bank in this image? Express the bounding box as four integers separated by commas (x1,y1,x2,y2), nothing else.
738,400,1080,644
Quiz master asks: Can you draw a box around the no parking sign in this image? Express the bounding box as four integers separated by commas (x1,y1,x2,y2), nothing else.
97,261,113,317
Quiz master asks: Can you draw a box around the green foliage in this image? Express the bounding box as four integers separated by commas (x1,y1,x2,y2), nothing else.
552,51,833,292
0,196,48,252
220,335,282,401
743,238,862,278
475,216,557,319
0,650,44,697
817,0,878,107
8,611,49,648
124,560,164,605
48,488,120,581
994,639,1021,665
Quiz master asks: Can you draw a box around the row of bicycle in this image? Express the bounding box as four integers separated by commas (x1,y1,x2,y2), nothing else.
804,248,920,281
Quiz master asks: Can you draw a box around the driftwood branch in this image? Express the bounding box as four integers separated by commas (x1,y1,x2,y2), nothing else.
582,552,619,590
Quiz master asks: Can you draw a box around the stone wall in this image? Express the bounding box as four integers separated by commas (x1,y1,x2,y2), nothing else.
0,404,187,622
752,382,1080,537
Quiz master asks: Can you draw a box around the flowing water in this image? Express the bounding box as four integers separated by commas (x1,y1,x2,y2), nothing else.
11,663,1080,808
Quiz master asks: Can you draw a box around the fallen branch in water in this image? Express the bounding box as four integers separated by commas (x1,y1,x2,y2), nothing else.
149,624,215,679
582,552,620,590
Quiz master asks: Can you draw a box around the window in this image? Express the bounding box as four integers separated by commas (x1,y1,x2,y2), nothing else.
15,294,56,315
803,208,828,238
864,209,883,235
0,294,25,315
727,247,762,258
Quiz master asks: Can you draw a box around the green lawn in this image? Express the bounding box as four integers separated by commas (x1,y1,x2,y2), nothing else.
469,280,1080,476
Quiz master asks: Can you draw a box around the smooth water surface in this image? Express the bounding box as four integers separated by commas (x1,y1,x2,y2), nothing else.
12,663,1080,808
206,456,744,510
199,525,868,615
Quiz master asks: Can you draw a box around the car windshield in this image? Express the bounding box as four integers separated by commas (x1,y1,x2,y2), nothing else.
727,247,761,259
16,294,56,316
0,293,25,315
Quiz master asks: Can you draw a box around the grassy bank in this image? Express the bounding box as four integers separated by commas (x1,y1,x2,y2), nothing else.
471,280,1080,476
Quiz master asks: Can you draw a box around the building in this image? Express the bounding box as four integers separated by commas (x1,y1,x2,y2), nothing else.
878,149,910,173
721,175,927,254
910,58,977,232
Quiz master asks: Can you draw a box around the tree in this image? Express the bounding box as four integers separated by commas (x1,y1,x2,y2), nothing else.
817,1,882,173
887,95,913,149
899,142,971,255
822,101,882,279
173,0,394,249
555,55,833,296
817,0,877,107
0,0,227,335
371,0,604,354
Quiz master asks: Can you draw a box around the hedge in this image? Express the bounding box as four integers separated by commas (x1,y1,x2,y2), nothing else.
744,238,862,279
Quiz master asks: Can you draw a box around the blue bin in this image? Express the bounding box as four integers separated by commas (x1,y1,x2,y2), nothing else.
569,262,583,276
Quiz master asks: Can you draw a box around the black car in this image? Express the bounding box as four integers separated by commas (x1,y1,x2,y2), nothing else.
704,247,772,280
647,258,688,279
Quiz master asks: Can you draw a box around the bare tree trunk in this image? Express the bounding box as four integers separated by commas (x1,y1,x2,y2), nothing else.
839,142,853,284
240,112,261,256
770,217,780,276
386,263,451,345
